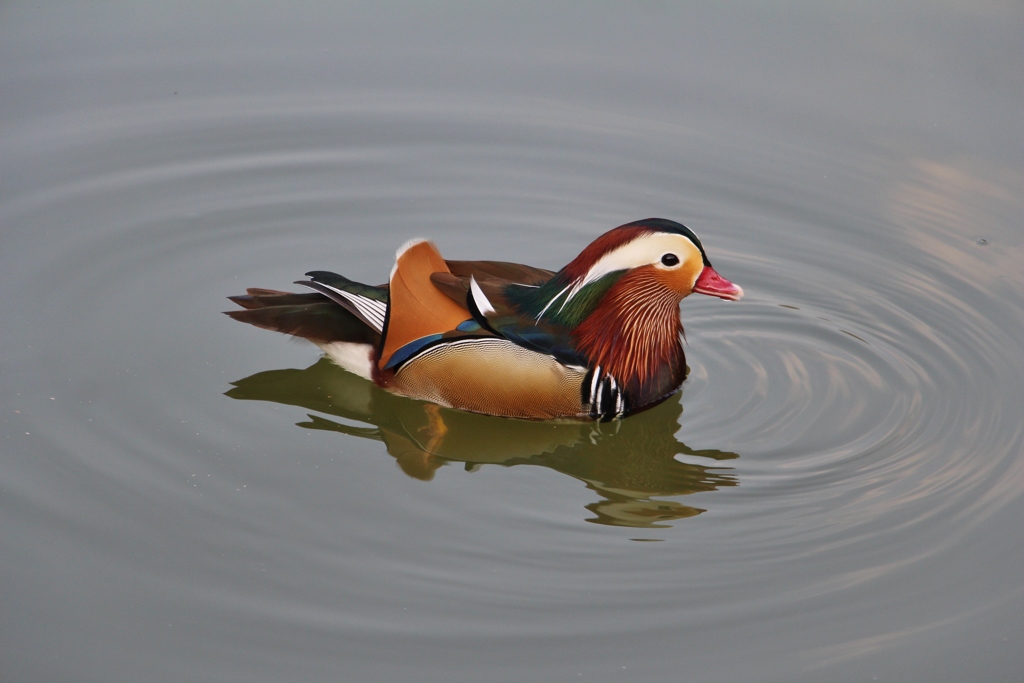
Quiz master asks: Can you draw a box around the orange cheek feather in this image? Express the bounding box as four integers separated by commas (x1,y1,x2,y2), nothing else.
650,259,703,297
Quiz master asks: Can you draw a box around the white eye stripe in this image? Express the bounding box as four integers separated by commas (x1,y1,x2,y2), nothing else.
536,233,700,321
568,233,698,300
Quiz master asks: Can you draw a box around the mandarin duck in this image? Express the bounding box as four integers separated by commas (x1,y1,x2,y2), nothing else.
227,218,742,420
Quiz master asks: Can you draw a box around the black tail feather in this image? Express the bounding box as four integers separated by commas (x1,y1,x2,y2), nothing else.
296,272,389,334
225,299,380,346
229,288,328,310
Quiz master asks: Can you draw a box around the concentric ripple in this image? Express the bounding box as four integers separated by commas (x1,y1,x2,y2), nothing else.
3,88,1022,681
8,91,1022,534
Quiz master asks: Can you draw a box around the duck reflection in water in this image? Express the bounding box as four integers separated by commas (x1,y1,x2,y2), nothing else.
227,358,738,528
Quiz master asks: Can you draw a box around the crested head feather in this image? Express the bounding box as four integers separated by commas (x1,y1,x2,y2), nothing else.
507,218,709,327
562,218,710,282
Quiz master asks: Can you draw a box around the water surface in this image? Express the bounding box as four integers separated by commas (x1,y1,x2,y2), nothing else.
2,3,1023,682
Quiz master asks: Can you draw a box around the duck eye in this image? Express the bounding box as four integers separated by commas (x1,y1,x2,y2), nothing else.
661,253,680,267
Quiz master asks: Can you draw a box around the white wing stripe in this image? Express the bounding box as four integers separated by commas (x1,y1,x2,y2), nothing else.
320,283,387,332
469,276,496,314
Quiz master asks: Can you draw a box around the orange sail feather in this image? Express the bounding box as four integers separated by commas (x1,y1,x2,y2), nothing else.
379,240,470,370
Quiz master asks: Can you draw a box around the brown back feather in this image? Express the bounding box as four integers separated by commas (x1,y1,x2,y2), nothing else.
445,260,554,284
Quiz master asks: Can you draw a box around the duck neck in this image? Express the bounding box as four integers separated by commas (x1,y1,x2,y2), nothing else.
572,271,687,404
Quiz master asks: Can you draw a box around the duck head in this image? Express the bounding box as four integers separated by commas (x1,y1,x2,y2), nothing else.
516,218,742,402
559,217,743,305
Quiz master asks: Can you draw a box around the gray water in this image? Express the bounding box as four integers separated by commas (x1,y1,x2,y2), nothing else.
2,3,1023,682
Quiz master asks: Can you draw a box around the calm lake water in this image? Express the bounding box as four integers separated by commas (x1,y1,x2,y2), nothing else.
2,3,1023,682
